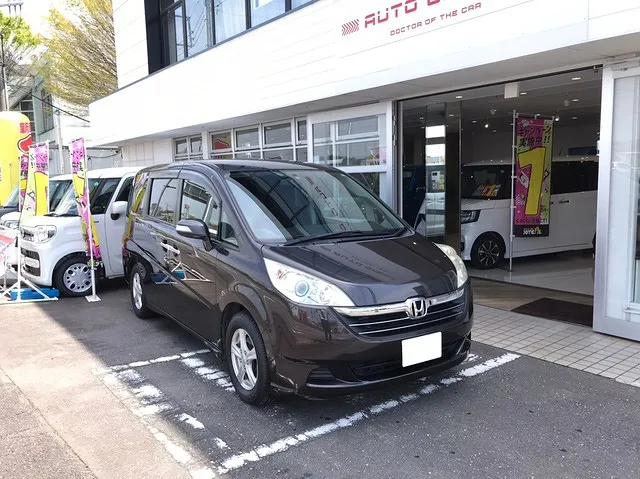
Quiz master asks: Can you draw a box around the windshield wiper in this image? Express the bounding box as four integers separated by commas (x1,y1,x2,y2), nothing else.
284,230,394,246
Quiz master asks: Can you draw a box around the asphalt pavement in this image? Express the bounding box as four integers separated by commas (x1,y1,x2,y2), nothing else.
0,281,639,479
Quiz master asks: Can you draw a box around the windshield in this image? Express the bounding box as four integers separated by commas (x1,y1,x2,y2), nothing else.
225,168,404,244
461,165,511,200
3,185,19,208
49,179,72,210
53,178,103,216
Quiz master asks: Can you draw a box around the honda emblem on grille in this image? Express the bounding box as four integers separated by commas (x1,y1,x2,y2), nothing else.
406,298,428,319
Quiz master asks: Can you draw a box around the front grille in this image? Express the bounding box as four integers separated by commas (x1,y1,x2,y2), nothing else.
21,248,40,276
336,289,466,339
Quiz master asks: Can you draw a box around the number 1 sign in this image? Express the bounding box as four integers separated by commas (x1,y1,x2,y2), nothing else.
513,116,554,237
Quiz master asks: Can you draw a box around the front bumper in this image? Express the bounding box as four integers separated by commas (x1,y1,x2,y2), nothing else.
265,282,474,398
19,241,55,287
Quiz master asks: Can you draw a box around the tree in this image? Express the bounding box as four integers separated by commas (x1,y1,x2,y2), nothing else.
40,0,116,108
0,12,40,110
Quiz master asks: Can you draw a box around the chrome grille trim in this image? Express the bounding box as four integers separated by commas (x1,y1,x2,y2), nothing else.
334,288,464,318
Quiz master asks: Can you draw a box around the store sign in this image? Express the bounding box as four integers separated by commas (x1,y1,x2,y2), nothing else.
71,138,103,267
513,117,554,237
339,0,529,54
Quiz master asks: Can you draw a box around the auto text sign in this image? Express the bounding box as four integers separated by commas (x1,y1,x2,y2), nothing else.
338,0,531,56
513,117,554,237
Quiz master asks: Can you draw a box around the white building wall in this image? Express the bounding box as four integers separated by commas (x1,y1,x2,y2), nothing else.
121,139,173,167
113,0,149,88
91,0,640,147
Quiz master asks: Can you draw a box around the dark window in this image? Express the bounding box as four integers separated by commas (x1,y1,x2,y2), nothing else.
41,92,54,133
91,179,121,215
180,180,212,222
157,0,315,66
220,210,237,246
149,178,180,223
551,161,598,195
49,180,72,210
116,177,134,203
461,165,511,200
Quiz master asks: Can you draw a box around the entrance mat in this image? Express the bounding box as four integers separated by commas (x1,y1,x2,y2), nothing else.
511,298,593,327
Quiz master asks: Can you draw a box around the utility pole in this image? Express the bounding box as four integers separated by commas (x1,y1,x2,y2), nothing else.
55,108,65,174
1,1,26,111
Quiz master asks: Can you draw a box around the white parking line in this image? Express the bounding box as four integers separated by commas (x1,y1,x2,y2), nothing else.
179,357,235,392
92,349,212,374
215,353,520,474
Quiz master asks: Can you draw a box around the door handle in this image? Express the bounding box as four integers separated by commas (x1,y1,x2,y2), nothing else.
160,242,180,255
559,199,570,204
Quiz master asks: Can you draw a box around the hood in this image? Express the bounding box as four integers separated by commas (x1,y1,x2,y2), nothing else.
1,211,19,222
461,198,500,211
0,206,18,218
265,232,458,306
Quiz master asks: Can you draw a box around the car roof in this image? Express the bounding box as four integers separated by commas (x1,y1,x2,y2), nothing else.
464,155,598,167
141,159,335,175
86,166,142,179
50,174,73,181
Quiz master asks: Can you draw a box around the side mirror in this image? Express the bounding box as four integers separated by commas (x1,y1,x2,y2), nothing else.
111,201,128,220
176,219,213,251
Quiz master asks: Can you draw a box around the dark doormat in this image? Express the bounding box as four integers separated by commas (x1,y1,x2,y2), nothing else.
511,298,593,327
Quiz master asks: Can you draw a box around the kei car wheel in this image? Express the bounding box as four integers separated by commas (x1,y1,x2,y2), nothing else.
130,264,156,319
471,233,504,270
226,312,270,406
53,256,92,297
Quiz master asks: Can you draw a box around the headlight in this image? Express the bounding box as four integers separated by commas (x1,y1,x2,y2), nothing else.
435,243,468,288
34,225,57,243
0,219,18,230
460,210,480,224
264,258,354,307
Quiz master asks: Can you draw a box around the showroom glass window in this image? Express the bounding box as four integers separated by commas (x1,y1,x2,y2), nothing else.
174,135,203,161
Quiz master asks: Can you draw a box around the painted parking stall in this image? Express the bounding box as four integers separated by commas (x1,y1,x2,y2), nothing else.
93,347,517,477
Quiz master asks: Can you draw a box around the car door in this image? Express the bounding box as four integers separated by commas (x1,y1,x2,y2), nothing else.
550,161,596,248
142,172,184,318
88,177,121,269
169,170,222,342
102,175,134,277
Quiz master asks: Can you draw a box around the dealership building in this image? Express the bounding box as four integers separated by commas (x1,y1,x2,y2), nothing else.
90,0,640,341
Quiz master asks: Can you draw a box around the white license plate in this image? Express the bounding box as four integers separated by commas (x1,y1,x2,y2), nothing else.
23,257,39,268
402,332,442,367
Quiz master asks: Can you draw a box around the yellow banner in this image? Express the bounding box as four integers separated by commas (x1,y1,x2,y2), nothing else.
0,112,32,205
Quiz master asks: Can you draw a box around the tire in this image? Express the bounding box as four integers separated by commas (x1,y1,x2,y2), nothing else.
53,255,93,297
225,311,270,406
470,233,504,270
130,263,156,319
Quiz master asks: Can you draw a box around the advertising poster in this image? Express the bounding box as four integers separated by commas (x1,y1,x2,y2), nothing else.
0,112,32,205
19,153,28,211
33,143,50,216
19,147,38,225
71,138,103,267
513,117,554,237
0,232,13,278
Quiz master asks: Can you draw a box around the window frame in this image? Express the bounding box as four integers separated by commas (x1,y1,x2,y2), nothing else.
173,134,204,161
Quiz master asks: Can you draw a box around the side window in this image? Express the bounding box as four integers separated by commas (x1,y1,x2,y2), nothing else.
180,179,220,235
149,178,179,223
551,161,592,195
219,210,238,246
115,177,134,203
91,178,120,215
129,172,149,215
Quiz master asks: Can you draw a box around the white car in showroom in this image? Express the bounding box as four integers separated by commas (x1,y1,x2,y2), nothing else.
18,167,140,296
459,155,598,269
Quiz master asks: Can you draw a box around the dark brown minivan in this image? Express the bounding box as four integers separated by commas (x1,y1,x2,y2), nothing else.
123,160,473,405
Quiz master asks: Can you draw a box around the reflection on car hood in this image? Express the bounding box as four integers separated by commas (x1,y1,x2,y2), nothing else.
461,198,499,210
265,232,458,306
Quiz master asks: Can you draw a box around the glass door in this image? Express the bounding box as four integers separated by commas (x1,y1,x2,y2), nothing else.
400,99,461,250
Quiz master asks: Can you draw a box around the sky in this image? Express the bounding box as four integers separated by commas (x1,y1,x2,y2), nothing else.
11,0,65,35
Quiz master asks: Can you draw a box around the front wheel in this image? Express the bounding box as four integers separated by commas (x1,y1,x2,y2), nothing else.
226,312,270,406
470,233,504,269
53,256,93,297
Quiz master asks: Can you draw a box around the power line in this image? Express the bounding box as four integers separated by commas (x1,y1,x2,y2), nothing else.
8,84,91,123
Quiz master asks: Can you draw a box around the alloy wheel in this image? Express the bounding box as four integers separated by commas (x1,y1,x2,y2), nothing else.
477,240,500,267
132,272,143,310
230,328,258,391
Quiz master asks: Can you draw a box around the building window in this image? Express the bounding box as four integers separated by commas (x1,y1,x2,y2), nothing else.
211,131,233,158
174,134,204,161
295,118,307,162
160,0,315,66
214,0,247,43
251,0,285,27
14,95,35,135
235,126,260,150
41,91,54,133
